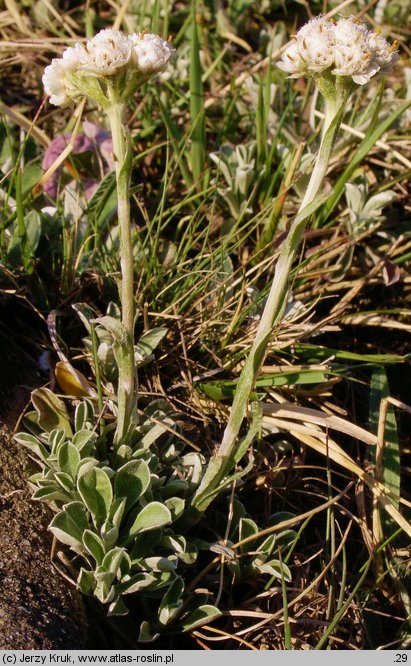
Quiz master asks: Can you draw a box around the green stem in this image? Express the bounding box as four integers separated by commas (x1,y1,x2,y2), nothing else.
193,89,349,510
106,101,138,446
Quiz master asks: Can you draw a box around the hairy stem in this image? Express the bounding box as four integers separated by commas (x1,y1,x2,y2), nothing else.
106,101,138,445
193,91,348,510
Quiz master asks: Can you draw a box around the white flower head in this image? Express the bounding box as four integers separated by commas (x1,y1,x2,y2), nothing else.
43,47,84,107
276,15,398,86
333,18,369,44
332,19,374,84
277,42,307,78
367,31,399,73
296,17,336,72
43,59,70,106
79,29,132,75
129,33,175,74
42,28,176,107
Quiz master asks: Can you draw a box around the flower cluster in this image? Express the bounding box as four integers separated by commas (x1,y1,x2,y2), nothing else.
277,16,398,85
43,28,175,107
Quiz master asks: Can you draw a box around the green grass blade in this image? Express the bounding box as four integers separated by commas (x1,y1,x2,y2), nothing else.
189,0,206,184
369,367,401,535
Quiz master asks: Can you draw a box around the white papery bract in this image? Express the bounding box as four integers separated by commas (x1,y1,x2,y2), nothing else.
79,29,132,75
43,60,71,107
276,42,307,78
130,33,175,74
368,32,398,73
43,46,84,107
42,28,175,107
296,17,336,73
332,19,380,84
277,16,398,86
333,18,369,44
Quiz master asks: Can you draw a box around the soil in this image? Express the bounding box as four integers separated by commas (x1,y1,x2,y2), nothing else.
0,332,88,649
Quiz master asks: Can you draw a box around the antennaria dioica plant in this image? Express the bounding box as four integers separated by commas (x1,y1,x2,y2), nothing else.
191,16,400,511
14,15,401,639
16,28,225,634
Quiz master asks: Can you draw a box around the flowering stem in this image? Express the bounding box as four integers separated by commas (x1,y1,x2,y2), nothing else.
106,100,138,446
192,91,348,512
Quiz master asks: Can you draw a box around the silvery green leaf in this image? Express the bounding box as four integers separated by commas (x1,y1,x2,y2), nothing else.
129,528,163,560
100,520,119,550
221,188,240,218
35,469,55,484
23,209,42,254
345,182,363,213
49,501,89,550
138,621,160,643
164,497,185,521
58,441,81,478
239,517,259,553
14,432,49,462
94,570,116,604
114,573,157,595
120,551,132,578
122,502,172,543
180,605,222,632
276,528,298,550
102,547,126,576
22,410,43,437
31,387,72,437
49,429,66,454
160,534,186,554
158,576,184,626
108,497,127,531
72,429,98,452
254,559,292,581
160,535,198,564
181,452,204,486
94,327,113,346
54,471,75,493
106,301,121,319
91,315,125,343
135,327,168,358
77,568,96,595
138,417,175,450
76,457,99,478
72,302,95,333
74,399,95,432
362,190,395,218
257,534,277,557
32,486,71,502
83,529,106,565
161,480,190,498
108,596,129,617
176,542,198,565
97,342,116,377
209,543,235,559
114,459,151,511
77,467,113,526
235,164,254,196
141,556,178,573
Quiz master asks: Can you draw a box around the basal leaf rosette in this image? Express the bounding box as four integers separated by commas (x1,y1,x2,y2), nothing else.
43,28,176,108
277,16,398,93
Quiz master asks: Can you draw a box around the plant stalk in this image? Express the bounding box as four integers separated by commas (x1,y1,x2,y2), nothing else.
106,101,138,445
193,91,348,509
